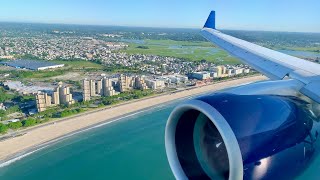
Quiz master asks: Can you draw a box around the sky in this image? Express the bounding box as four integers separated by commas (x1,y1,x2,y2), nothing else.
0,0,319,32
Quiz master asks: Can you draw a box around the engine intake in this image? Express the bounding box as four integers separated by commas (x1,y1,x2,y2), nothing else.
165,93,316,180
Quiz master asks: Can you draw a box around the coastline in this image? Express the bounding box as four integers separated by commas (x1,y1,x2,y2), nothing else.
0,75,267,165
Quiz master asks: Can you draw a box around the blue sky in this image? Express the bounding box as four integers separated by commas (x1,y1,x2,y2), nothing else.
0,0,319,32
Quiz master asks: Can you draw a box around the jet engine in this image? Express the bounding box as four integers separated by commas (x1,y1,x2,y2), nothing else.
165,80,320,180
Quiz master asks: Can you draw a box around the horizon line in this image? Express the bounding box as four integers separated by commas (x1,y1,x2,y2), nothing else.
0,20,320,34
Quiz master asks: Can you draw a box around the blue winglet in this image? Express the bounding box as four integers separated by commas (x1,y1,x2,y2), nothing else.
204,11,216,29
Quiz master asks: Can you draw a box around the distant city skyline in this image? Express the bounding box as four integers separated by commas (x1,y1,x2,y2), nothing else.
0,0,319,33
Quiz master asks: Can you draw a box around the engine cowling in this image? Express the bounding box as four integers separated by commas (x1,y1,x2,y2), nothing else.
165,93,318,180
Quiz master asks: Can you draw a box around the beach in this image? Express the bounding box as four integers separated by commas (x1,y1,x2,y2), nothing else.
0,75,266,162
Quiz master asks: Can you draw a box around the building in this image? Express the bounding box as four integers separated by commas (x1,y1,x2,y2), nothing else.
145,79,165,90
234,68,244,75
90,79,96,97
228,69,235,77
83,79,91,101
210,72,218,78
36,91,52,112
0,59,64,71
221,66,227,75
192,72,211,80
119,74,133,92
50,82,75,105
0,55,14,59
58,84,75,105
161,74,188,84
102,78,116,96
212,66,223,77
83,78,117,100
134,76,148,90
52,88,60,105
96,79,103,95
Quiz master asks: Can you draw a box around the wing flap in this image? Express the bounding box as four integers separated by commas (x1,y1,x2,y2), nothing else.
301,82,320,103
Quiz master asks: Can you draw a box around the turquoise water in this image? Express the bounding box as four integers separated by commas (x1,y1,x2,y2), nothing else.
0,103,177,180
1,95,320,180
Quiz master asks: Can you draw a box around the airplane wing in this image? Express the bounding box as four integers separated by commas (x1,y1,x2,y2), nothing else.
200,11,320,103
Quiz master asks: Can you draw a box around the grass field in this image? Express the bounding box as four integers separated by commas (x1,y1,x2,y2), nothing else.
121,39,240,64
52,60,104,69
280,46,320,53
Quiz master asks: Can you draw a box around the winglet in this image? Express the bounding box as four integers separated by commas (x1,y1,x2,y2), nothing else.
204,11,216,29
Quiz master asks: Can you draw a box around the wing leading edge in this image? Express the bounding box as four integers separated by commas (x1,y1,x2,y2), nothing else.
201,11,320,103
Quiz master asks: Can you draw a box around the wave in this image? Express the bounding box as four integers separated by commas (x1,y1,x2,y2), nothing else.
0,145,50,168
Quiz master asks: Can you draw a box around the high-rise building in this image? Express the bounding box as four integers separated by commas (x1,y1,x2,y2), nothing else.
37,82,75,111
90,79,96,96
83,79,91,101
83,78,117,100
221,66,227,75
102,78,116,96
213,66,223,77
134,76,148,90
45,93,52,107
59,87,65,103
119,74,133,92
59,84,66,104
96,79,103,95
52,89,60,105
53,82,75,105
59,85,75,105
36,91,52,112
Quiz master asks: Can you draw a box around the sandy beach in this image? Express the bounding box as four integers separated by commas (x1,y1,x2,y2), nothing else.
0,75,266,163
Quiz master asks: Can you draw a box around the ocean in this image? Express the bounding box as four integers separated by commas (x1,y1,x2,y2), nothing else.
0,102,178,180
1,93,320,180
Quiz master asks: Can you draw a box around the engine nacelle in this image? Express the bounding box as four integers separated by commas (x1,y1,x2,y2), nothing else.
165,93,319,180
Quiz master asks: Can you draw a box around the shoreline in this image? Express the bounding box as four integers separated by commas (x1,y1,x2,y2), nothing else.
0,75,260,139
0,75,267,165
0,103,171,168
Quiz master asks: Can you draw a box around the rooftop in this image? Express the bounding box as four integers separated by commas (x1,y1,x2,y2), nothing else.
1,59,64,70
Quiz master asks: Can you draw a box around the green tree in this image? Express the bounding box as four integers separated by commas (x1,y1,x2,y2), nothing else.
0,123,8,134
0,109,6,118
7,121,22,129
22,118,37,127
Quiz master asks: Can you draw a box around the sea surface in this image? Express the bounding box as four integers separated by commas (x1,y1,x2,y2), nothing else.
0,102,179,180
1,88,320,179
